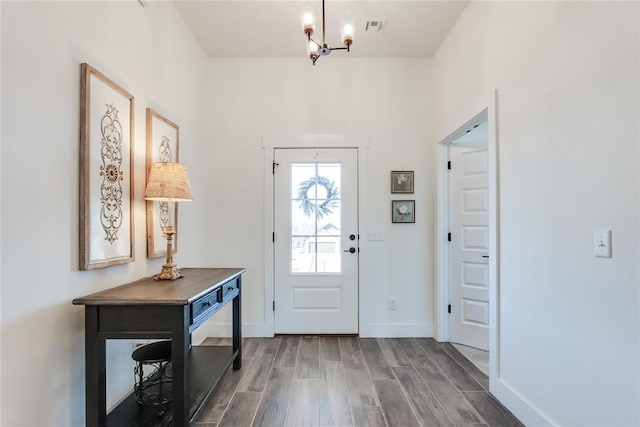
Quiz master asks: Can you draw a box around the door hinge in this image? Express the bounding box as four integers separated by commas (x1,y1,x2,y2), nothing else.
272,161,279,174
447,161,451,170
273,301,275,311
448,304,452,314
272,232,275,243
448,232,452,242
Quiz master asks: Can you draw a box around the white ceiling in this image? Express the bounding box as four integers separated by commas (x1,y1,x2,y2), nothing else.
172,0,470,58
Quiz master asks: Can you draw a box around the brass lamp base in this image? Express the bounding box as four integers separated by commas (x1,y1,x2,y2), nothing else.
153,226,184,281
153,263,184,281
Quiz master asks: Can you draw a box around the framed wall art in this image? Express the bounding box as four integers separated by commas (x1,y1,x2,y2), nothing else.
79,63,135,270
146,108,180,258
392,200,415,223
391,170,414,193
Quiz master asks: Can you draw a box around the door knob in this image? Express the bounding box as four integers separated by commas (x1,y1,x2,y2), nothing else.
343,247,356,253
349,234,356,241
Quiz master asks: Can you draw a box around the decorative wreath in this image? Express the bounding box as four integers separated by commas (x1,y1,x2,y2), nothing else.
297,176,340,219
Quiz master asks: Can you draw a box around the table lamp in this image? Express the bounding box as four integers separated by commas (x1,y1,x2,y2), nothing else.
144,162,193,280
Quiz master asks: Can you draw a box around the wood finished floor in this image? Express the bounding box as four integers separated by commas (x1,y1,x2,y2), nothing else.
193,337,523,427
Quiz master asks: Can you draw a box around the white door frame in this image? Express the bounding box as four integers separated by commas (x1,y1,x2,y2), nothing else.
262,134,370,337
435,90,500,384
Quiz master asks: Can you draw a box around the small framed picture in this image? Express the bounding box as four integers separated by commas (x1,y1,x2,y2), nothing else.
391,171,414,193
392,200,415,223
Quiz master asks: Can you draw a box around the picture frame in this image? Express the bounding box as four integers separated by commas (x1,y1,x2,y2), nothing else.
392,200,415,223
79,63,135,270
145,108,180,258
391,170,414,193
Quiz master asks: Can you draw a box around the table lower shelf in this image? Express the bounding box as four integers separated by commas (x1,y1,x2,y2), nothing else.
107,345,238,427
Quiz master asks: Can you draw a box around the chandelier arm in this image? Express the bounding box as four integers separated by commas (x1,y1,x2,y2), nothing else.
321,0,326,46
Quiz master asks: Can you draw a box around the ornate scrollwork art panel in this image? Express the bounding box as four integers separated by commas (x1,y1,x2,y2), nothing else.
80,63,135,270
145,108,179,258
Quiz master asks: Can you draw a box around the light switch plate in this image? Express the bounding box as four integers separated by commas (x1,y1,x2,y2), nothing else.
368,229,384,241
594,229,612,258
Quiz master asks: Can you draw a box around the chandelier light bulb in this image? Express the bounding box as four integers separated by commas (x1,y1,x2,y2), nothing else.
308,40,319,55
299,0,317,35
342,24,354,41
303,12,314,26
340,11,355,46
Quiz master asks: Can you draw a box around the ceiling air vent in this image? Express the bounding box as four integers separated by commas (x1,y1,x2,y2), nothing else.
365,19,386,33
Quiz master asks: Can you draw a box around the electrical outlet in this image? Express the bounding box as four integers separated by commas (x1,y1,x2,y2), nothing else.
388,297,397,310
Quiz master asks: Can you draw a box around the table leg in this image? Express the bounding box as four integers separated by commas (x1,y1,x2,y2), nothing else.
85,306,106,427
172,306,191,426
233,276,242,370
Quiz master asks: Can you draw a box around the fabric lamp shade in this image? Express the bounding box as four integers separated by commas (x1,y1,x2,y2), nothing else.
145,162,193,202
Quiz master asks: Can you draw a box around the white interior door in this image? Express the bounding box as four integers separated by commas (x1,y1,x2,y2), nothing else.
274,148,358,334
449,145,490,350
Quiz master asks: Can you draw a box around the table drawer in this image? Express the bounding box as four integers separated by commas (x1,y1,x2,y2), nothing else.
221,278,239,301
191,288,222,323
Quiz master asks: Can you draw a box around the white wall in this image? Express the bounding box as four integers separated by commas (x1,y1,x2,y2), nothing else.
7,1,635,425
204,58,435,338
0,1,208,425
432,1,640,425
0,2,3,423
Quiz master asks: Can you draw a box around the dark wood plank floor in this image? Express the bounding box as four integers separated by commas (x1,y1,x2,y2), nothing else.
193,337,523,427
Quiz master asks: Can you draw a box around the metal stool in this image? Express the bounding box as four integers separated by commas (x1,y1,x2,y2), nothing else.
132,340,172,416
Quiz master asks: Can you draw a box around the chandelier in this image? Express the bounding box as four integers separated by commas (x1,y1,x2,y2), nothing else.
299,0,355,65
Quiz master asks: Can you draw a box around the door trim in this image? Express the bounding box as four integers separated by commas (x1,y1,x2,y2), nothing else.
262,134,370,337
436,90,500,384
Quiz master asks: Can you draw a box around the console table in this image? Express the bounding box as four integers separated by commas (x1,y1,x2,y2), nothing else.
73,267,245,426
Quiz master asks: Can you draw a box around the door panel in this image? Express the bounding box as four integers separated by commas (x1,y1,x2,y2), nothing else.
463,188,489,212
462,226,489,250
292,287,341,310
462,299,489,325
463,262,489,287
450,146,489,350
274,148,358,334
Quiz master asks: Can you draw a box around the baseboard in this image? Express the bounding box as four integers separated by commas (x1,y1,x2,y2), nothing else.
198,322,432,339
491,377,554,426
191,326,210,345
359,322,433,338
201,322,268,338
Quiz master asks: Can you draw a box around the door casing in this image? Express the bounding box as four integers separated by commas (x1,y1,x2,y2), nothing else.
262,134,370,337
436,93,500,386
273,148,359,334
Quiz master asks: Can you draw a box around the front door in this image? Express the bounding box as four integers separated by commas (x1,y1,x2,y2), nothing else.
449,145,490,350
274,148,358,334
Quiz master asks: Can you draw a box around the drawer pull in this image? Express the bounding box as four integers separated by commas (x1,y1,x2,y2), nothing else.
203,301,212,307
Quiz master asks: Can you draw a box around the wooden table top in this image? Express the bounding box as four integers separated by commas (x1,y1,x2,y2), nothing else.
72,268,246,306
